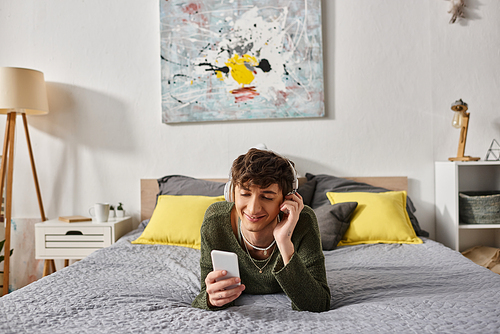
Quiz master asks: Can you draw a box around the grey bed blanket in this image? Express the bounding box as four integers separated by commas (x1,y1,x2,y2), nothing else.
1,227,500,334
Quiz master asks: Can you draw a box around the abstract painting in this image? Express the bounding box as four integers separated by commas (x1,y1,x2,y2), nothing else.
160,0,325,123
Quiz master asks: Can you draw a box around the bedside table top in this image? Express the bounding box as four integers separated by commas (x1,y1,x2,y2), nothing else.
35,216,131,227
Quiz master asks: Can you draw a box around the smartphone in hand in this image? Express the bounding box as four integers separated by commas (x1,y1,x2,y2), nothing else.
211,250,241,290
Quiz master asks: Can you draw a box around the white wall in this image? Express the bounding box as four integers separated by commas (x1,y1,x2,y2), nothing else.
0,0,499,237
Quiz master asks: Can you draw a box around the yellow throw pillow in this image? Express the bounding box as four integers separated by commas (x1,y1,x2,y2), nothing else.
132,195,225,249
326,191,422,246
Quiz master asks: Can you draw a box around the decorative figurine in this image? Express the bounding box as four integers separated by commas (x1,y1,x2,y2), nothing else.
485,139,500,161
447,0,466,24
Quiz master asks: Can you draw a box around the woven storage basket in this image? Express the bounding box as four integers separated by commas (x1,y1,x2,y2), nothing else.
459,191,500,224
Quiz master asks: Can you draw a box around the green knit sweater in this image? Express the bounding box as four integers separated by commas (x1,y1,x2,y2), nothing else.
191,201,331,312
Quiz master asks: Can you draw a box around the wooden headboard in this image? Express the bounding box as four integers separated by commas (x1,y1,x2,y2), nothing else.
140,177,408,221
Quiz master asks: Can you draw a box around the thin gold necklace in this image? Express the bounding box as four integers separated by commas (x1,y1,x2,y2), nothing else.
243,236,276,274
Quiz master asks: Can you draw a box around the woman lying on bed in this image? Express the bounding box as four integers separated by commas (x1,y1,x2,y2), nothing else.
192,148,331,312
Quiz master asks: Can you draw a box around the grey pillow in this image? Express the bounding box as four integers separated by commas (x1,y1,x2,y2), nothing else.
306,173,429,237
138,219,150,230
297,178,317,207
156,175,226,209
315,202,358,251
157,175,226,196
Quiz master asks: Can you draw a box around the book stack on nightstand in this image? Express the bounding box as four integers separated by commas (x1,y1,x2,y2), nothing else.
35,217,132,276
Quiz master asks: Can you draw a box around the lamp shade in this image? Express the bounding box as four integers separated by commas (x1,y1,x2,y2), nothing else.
0,67,49,115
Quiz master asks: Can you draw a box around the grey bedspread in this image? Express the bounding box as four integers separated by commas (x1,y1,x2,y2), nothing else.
1,227,500,333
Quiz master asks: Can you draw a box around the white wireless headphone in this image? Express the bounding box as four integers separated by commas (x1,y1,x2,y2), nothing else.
224,145,299,202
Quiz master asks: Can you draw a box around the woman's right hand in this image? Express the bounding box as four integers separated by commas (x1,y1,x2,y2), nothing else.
205,270,245,307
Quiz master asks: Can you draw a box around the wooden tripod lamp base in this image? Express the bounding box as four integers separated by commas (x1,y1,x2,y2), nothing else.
448,99,480,162
0,67,49,295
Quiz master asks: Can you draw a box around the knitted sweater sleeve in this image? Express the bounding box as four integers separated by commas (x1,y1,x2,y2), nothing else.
191,203,235,310
272,206,331,312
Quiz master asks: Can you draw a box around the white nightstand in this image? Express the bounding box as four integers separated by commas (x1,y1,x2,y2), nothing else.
35,217,132,275
435,161,500,251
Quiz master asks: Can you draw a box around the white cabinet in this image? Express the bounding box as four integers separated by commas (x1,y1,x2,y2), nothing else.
435,161,500,251
35,217,132,260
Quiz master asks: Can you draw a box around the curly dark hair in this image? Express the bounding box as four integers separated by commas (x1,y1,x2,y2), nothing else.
231,148,296,197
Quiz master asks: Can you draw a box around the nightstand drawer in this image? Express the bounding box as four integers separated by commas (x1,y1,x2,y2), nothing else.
46,235,105,242
36,226,112,259
44,227,109,247
35,217,132,260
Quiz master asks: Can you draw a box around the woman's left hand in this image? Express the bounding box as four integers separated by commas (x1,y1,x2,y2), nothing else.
273,192,304,265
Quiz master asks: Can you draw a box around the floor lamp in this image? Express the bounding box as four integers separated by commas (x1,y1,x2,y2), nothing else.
0,67,49,295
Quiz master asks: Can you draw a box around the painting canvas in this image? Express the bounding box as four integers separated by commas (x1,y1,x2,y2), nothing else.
160,0,325,123
1,218,43,294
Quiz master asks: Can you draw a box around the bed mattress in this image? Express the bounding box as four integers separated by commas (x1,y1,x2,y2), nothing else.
1,227,499,333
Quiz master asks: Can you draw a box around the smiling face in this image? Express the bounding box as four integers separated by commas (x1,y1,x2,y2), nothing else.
234,183,283,235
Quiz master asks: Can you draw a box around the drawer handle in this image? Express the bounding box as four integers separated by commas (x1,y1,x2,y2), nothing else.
66,230,83,235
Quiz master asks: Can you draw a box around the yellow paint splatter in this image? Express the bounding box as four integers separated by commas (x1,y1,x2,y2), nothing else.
226,54,259,86
215,71,224,81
